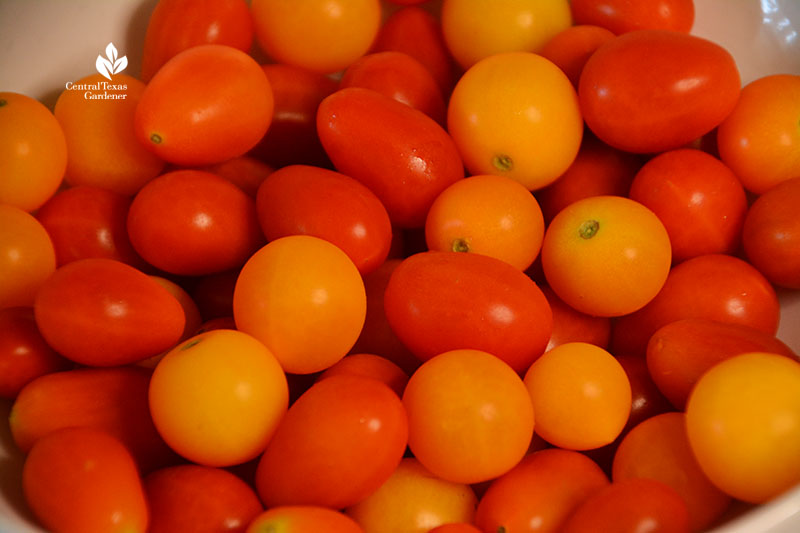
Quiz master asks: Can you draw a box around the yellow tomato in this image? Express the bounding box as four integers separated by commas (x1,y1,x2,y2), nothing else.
0,205,56,309
441,0,573,70
447,52,583,191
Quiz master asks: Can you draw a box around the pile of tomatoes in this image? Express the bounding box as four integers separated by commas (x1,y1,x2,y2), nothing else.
2,0,800,532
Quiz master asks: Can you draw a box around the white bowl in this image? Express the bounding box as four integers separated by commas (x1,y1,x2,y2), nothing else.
1,1,799,531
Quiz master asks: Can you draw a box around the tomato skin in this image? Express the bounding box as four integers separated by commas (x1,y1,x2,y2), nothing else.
247,506,365,533
742,176,800,289
541,286,611,352
22,427,149,533
317,87,464,228
255,165,392,275
570,0,695,34
34,258,185,366
579,30,740,154
317,353,409,398
128,169,264,276
255,375,408,509
135,44,273,166
384,251,553,374
144,464,263,533
539,24,615,88
612,254,781,356
0,205,56,309
201,155,274,198
141,0,254,82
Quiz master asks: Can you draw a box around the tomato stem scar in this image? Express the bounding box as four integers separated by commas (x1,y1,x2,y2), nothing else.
0,99,7,107
492,154,513,172
180,338,202,350
150,133,163,144
579,219,600,239
451,238,470,253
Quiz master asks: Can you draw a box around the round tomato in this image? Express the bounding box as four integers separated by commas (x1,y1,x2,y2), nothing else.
135,44,273,166
248,506,365,533
541,195,672,317
686,352,800,504
233,235,366,374
570,0,695,34
579,30,740,153
447,52,583,191
0,205,56,309
149,329,288,467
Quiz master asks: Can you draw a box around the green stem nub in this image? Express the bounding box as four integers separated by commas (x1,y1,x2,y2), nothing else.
451,238,470,253
579,219,600,239
492,154,513,172
0,99,7,107
181,338,202,351
150,133,163,144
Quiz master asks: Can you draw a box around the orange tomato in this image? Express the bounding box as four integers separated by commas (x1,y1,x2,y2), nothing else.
233,235,366,374
717,74,800,194
317,353,409,397
441,0,572,70
539,24,616,87
250,0,382,74
447,52,583,191
0,205,56,309
524,342,631,450
402,349,534,484
200,155,274,198
345,458,477,533
247,506,365,533
541,195,672,317
0,92,66,211
148,329,289,467
425,174,545,271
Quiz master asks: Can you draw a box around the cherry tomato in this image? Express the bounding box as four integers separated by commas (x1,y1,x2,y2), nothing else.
247,506,365,533
425,174,545,271
34,258,185,366
144,464,263,533
22,427,149,533
686,352,800,504
612,412,731,531
541,195,672,317
628,148,747,263
0,92,66,211
255,374,408,509
539,24,615,88
54,73,164,195
570,0,695,34
149,329,288,467
0,205,56,309
318,87,464,228
201,155,274,198
250,0,381,74
127,169,264,276
403,349,534,484
524,342,631,450
135,44,273,166
742,176,800,288
612,253,781,356
441,0,572,70
317,353,409,398
141,0,254,82
150,276,204,344
345,458,478,533
448,52,583,191
233,235,366,374
475,448,610,533
579,30,740,153
541,286,611,352
384,251,553,373
255,164,392,275
717,74,800,194
428,525,482,533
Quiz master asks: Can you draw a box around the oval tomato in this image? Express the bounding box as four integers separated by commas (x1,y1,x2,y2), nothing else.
384,251,553,373
34,258,185,366
579,30,740,153
135,44,273,166
570,0,695,34
318,87,464,228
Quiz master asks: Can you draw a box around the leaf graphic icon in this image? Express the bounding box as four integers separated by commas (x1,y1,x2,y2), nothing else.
113,55,128,75
106,42,118,64
96,55,114,80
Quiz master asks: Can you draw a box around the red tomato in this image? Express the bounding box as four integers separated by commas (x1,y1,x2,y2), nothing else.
340,51,446,125
0,307,70,399
612,254,781,356
255,165,392,275
646,318,797,410
144,464,262,533
317,87,464,228
141,0,254,82
628,148,748,263
742,176,800,289
384,251,553,373
570,0,695,34
541,285,611,352
135,44,273,166
475,448,610,532
539,24,616,88
9,366,178,473
127,170,264,276
201,155,274,198
255,375,408,509
579,30,740,153
560,478,690,533
34,258,185,366
36,185,146,268
22,427,149,533
317,353,409,398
